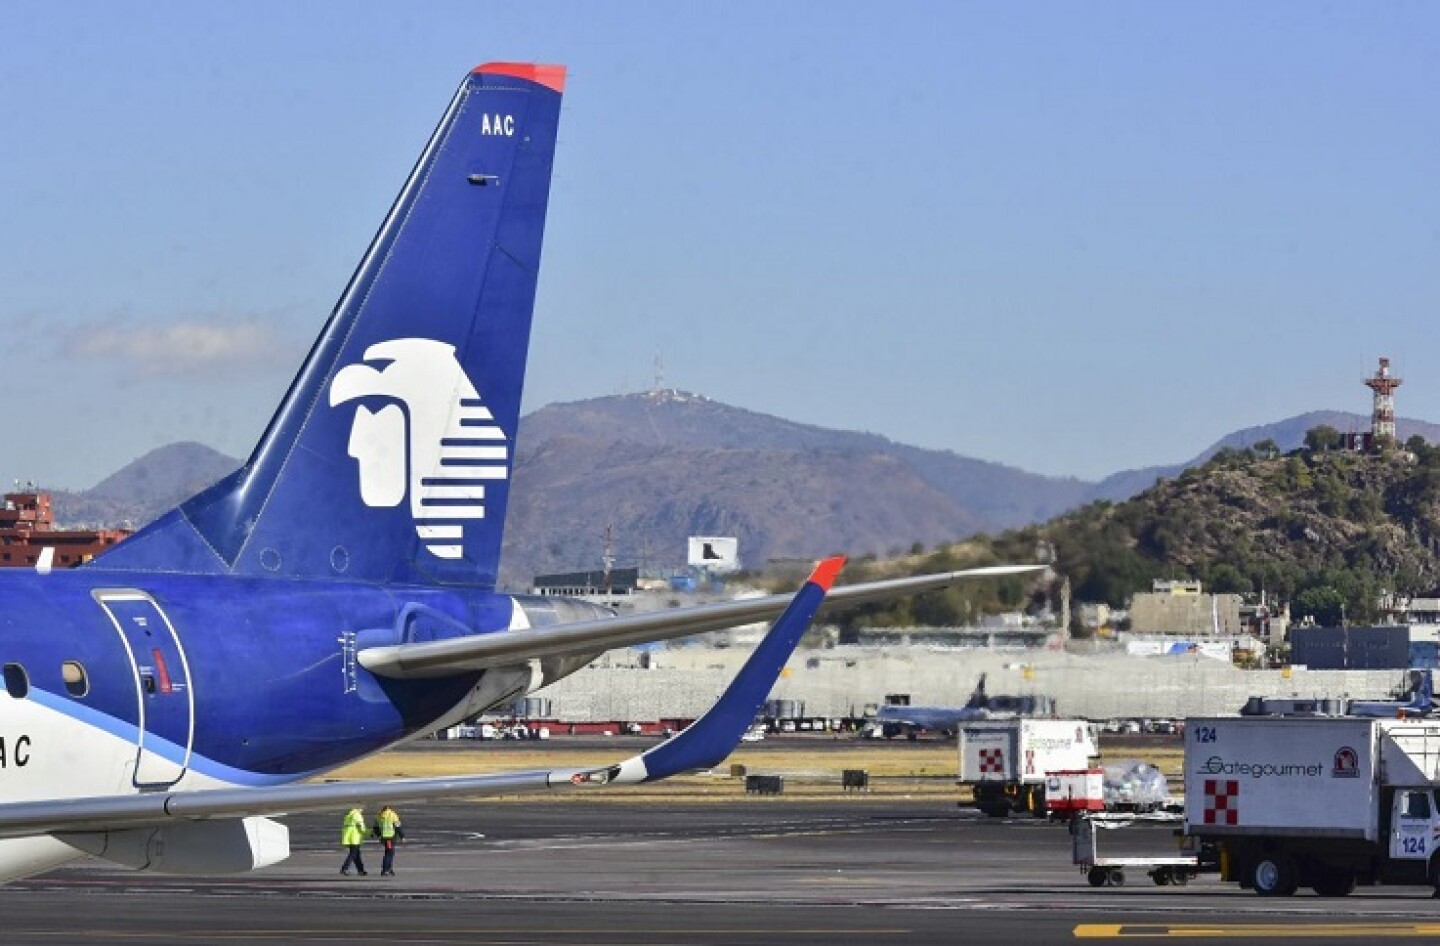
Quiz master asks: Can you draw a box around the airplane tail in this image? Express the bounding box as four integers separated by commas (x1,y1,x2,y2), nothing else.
1415,669,1434,713
96,64,565,588
965,673,988,709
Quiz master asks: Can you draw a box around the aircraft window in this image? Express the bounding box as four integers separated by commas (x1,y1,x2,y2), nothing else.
2,664,28,700
62,661,89,698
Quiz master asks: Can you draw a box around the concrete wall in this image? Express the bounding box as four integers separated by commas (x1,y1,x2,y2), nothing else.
1129,592,1242,636
536,644,1409,721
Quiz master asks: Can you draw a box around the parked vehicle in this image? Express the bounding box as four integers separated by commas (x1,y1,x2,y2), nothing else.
1046,769,1105,820
958,719,1099,817
1071,812,1207,887
1184,716,1440,896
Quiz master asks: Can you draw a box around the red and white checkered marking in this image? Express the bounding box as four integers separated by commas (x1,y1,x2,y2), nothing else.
1203,778,1239,825
978,748,1005,774
1024,748,1036,775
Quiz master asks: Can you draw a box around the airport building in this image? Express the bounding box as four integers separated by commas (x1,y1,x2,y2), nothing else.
1127,579,1244,636
0,490,131,568
1379,594,1440,626
1290,624,1440,670
532,567,642,598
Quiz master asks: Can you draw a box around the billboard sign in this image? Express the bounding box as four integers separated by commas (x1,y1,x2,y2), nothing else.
687,536,739,573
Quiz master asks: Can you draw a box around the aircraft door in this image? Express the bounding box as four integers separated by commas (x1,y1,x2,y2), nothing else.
94,591,194,788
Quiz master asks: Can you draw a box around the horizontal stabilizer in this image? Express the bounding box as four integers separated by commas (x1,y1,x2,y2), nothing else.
358,564,1044,679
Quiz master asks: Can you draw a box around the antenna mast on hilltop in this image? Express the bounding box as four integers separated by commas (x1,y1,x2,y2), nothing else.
601,524,615,595
1365,357,1403,443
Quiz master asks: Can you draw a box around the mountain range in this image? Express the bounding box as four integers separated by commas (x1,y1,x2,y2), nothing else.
27,393,1440,589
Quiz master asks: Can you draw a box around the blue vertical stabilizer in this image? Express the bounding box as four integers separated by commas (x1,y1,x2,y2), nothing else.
96,65,565,588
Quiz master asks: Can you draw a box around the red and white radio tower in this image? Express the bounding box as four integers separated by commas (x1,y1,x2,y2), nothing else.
1364,357,1402,442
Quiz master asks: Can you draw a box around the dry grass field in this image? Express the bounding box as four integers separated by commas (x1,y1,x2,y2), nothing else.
324,737,1185,804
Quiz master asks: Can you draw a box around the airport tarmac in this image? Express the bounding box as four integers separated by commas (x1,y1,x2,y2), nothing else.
9,794,1440,944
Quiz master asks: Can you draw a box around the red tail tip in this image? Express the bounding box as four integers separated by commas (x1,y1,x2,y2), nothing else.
809,556,846,592
473,62,567,93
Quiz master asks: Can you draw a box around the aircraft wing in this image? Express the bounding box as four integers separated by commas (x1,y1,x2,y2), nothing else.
360,564,1044,679
0,558,845,842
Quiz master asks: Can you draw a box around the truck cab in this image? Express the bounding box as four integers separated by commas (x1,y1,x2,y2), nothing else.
1383,787,1437,878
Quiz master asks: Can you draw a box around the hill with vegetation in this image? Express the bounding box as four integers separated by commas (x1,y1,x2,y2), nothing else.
861,428,1440,630
46,442,239,529
1089,411,1440,501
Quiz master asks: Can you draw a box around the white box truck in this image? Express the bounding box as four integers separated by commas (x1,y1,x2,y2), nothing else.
1184,716,1440,896
958,718,1098,817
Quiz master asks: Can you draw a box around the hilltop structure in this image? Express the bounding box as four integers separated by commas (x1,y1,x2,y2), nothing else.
1366,356,1402,442
1346,356,1404,452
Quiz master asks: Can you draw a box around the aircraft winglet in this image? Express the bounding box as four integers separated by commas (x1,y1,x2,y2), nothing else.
567,555,844,786
809,555,844,592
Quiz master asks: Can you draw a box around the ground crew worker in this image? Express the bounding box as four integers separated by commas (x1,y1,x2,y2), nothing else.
373,804,404,876
340,806,368,876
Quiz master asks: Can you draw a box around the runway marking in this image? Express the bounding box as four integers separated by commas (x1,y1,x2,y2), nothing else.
0,927,915,942
1074,922,1440,939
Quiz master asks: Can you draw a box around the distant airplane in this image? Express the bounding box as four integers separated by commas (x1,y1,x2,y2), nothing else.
1350,669,1434,719
873,674,1055,736
1244,670,1438,719
0,63,1039,881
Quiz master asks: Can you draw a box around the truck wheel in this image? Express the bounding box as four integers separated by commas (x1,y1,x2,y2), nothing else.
1171,871,1191,887
1252,854,1298,897
1151,869,1171,886
1031,788,1048,818
1087,867,1108,887
1310,865,1355,897
1106,868,1126,887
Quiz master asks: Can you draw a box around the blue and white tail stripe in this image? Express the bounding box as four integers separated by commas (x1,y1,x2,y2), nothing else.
413,390,509,560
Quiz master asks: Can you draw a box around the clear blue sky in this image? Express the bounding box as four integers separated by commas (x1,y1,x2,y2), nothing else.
2,2,1438,490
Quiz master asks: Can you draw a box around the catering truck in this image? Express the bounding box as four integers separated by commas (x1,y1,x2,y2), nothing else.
959,719,1099,817
1184,716,1440,896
